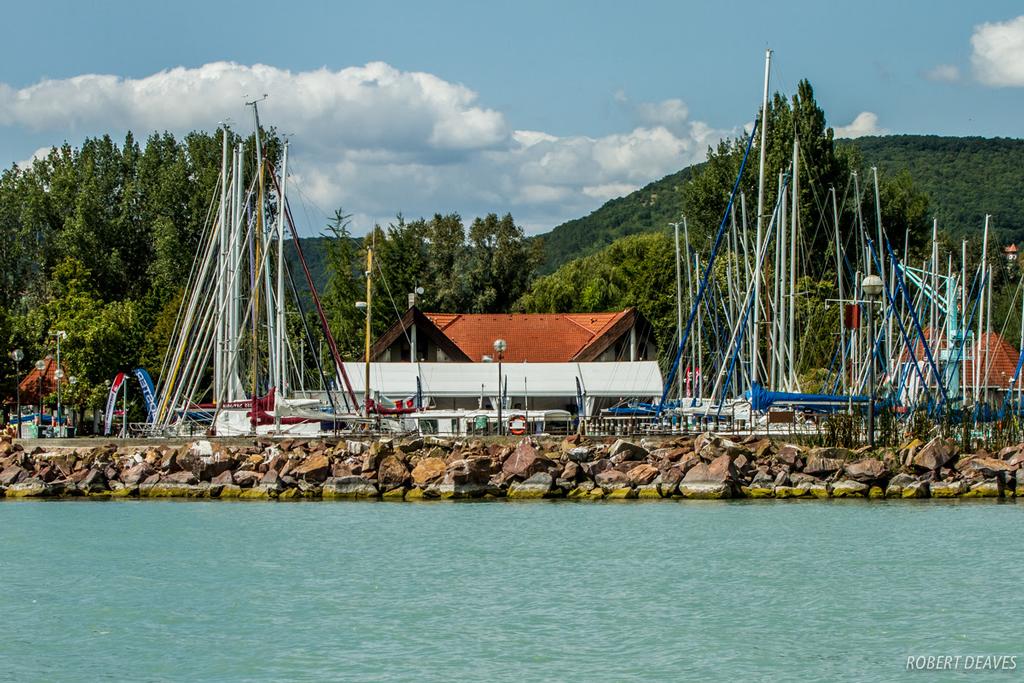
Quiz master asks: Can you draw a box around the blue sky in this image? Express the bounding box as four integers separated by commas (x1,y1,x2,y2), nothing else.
0,0,1021,235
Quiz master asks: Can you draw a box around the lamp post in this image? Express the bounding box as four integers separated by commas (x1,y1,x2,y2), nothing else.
68,376,77,436
9,349,23,438
861,274,884,448
54,368,64,437
493,339,506,435
51,331,66,437
34,359,45,436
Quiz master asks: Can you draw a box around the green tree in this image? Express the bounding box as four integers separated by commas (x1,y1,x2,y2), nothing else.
322,209,363,359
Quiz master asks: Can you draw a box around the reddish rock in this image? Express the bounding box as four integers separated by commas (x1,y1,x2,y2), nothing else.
627,463,659,486
164,470,199,485
211,469,235,486
775,445,803,468
581,458,614,477
260,469,282,491
233,470,261,488
659,465,684,493
684,454,736,484
965,456,1016,477
122,462,154,485
912,438,957,472
803,456,844,476
844,458,887,482
502,440,552,479
0,465,27,486
79,468,108,493
608,439,648,462
411,457,447,486
560,461,580,481
292,453,331,482
595,469,630,488
378,455,410,490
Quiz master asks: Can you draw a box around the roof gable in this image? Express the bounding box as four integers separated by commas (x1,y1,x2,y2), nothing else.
422,308,639,362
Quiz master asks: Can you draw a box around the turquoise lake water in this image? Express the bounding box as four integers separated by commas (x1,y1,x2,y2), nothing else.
1,499,1021,682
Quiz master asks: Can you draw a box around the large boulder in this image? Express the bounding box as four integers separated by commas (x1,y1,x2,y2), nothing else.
501,440,552,480
770,446,802,466
0,465,27,486
322,476,379,499
844,458,887,482
608,439,648,462
378,455,410,490
831,480,869,498
79,468,109,494
627,463,659,486
233,470,262,488
411,457,446,486
963,456,1016,478
884,472,916,498
683,454,736,484
5,478,52,498
566,446,593,463
930,479,967,497
912,438,957,472
678,453,735,499
803,456,844,477
595,469,630,490
507,472,555,499
193,456,235,482
163,470,199,485
445,458,492,486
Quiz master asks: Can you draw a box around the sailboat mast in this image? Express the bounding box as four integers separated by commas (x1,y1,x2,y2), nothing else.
752,48,772,387
673,222,684,403
788,136,798,390
683,217,694,397
215,127,229,405
832,187,845,396
871,167,890,369
364,247,374,416
274,141,288,431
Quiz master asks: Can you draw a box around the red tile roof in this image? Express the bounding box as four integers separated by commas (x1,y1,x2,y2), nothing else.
10,356,65,405
899,328,1021,388
422,310,633,363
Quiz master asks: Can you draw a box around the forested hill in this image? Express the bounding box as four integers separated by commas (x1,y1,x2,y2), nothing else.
534,135,1024,273
535,165,698,273
847,135,1024,241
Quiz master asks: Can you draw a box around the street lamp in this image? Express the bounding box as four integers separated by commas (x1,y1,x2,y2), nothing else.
68,376,77,436
861,274,884,448
493,339,507,435
34,359,46,436
9,349,23,438
54,368,64,438
51,331,66,437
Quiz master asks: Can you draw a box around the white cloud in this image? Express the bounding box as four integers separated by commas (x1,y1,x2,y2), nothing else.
971,15,1024,86
833,112,888,139
924,64,961,83
0,62,734,235
15,146,52,170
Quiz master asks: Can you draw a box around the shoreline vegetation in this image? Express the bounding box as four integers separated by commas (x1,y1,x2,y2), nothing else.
1,433,1020,502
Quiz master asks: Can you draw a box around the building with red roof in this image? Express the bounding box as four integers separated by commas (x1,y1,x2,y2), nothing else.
371,306,656,363
897,328,1021,397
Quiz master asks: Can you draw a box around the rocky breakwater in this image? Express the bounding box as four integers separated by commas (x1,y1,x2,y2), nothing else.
0,433,1022,502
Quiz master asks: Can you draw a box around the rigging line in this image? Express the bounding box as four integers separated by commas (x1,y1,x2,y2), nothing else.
372,252,414,351
280,195,358,412
281,244,339,417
